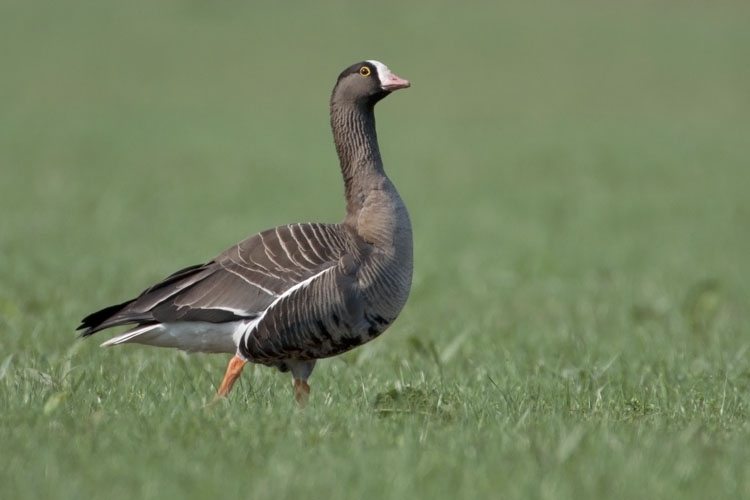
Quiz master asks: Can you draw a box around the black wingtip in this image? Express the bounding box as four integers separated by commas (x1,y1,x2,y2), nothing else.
77,300,134,338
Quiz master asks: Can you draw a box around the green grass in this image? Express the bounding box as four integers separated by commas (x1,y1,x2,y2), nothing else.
2,0,750,498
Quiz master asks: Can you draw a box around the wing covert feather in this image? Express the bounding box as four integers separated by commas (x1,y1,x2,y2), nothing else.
78,223,351,334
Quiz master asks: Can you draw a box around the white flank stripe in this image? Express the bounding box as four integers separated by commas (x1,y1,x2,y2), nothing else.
239,265,335,351
100,324,161,347
212,305,263,316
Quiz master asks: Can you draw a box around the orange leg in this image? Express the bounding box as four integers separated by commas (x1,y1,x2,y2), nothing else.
218,355,246,396
294,379,311,406
207,355,246,406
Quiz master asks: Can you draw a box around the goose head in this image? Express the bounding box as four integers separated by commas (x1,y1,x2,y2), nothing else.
332,60,410,106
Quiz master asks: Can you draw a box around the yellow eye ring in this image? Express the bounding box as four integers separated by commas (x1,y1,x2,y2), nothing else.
359,66,371,77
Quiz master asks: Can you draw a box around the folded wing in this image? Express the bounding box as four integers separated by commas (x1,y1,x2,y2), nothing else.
77,223,350,337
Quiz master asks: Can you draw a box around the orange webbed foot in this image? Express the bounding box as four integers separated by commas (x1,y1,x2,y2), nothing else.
294,379,310,407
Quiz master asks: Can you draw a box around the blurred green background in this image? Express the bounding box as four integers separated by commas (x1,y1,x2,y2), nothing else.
1,1,749,499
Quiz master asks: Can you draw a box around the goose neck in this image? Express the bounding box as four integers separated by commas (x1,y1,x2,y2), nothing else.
331,102,384,175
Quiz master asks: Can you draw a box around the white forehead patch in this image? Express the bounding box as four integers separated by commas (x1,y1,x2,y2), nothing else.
366,60,391,79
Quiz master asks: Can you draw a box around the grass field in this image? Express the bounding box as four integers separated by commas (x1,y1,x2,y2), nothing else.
2,1,749,498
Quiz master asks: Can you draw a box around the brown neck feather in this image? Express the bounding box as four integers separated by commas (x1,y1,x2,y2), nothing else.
329,99,386,219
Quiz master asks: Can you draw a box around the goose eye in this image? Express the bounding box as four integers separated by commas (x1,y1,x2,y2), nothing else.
359,66,371,77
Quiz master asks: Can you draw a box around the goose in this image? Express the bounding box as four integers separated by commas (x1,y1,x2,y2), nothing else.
77,60,413,405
